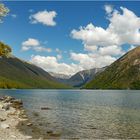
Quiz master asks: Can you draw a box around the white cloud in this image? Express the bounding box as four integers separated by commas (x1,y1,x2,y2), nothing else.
22,38,39,47
69,6,140,74
70,53,94,69
89,53,116,68
71,52,116,69
71,7,140,47
29,10,57,26
108,7,140,45
104,5,113,14
99,45,124,56
21,38,52,52
33,46,52,52
57,54,62,60
30,52,116,75
71,23,119,47
84,45,98,52
30,55,82,75
29,6,140,75
128,45,137,51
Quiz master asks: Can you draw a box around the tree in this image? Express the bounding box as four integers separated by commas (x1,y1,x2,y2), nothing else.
0,42,12,57
0,3,9,23
0,4,11,57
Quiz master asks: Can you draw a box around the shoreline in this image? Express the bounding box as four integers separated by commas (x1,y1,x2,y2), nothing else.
0,96,61,140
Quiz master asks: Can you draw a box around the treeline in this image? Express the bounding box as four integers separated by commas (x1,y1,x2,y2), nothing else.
0,42,12,57
0,76,29,89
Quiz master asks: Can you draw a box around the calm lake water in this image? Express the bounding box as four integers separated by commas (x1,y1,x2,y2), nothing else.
0,90,140,139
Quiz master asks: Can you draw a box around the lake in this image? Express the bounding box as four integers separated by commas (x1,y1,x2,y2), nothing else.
0,90,140,139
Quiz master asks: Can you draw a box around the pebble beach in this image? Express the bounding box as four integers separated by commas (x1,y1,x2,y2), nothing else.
0,96,49,140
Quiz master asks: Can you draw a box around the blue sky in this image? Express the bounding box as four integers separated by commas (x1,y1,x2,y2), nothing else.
1,1,140,75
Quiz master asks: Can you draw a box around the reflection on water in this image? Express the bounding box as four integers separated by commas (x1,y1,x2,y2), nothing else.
0,90,140,138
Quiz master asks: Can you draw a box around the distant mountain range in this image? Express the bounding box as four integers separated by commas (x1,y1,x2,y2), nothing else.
49,72,71,79
52,67,106,87
85,47,140,89
0,56,69,89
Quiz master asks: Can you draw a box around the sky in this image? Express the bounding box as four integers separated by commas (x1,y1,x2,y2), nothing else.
1,1,140,75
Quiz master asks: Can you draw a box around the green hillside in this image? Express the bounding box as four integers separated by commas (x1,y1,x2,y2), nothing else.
85,47,140,89
0,42,70,89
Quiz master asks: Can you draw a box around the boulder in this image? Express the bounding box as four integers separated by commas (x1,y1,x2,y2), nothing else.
11,99,23,109
0,118,6,122
2,103,11,111
3,96,15,103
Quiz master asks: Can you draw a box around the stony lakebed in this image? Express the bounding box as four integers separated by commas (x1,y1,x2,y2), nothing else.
0,95,61,140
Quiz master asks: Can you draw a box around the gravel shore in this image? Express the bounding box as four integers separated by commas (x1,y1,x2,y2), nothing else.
0,96,34,139
0,96,46,140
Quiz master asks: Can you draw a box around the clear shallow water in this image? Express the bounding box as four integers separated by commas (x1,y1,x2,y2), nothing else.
0,90,140,139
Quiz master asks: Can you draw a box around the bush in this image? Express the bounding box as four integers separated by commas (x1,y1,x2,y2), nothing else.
0,42,12,57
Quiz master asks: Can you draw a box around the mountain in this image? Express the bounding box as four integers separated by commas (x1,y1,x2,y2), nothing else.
85,47,140,89
53,67,106,87
67,68,106,87
49,72,71,79
0,56,70,89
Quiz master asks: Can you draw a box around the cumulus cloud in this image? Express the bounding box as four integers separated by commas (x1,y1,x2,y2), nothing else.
71,7,140,47
108,7,140,45
30,6,140,75
69,6,140,74
71,23,119,47
70,52,116,69
33,46,52,52
30,52,116,75
99,45,124,56
29,10,57,26
84,45,98,52
22,38,39,47
104,5,113,14
30,55,82,75
70,53,95,69
21,38,52,52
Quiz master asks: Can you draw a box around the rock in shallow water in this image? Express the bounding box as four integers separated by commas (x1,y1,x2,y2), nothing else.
0,118,6,122
41,107,51,110
27,123,33,126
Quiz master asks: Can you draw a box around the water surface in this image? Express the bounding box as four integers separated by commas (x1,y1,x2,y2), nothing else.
0,90,140,139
